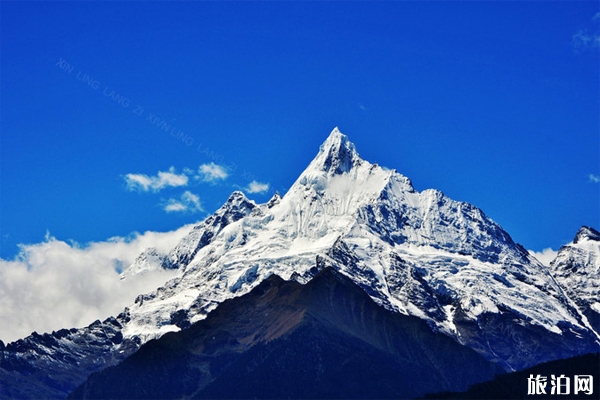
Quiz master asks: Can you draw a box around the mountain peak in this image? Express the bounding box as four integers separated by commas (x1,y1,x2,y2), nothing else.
574,226,600,244
216,191,256,220
221,191,256,213
266,191,281,208
226,190,248,203
313,127,362,174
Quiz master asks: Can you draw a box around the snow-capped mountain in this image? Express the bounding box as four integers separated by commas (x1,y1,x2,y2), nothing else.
549,226,600,333
118,128,599,369
1,127,598,399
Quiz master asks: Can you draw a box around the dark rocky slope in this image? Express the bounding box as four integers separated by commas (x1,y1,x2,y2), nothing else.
70,268,502,399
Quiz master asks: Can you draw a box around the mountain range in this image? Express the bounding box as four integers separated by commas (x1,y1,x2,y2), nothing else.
1,128,598,399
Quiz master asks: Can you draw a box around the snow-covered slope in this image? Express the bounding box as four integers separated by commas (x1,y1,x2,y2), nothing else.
549,226,600,333
2,127,599,398
121,191,257,279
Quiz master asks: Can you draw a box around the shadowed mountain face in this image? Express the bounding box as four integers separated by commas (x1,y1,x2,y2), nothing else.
70,268,502,399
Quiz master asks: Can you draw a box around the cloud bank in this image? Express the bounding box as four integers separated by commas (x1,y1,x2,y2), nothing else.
0,225,193,343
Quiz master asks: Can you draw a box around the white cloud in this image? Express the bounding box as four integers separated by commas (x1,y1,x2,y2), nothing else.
125,167,188,192
124,174,154,191
246,180,270,194
164,191,203,213
198,163,228,182
0,225,193,343
588,174,600,183
164,202,187,212
528,248,558,267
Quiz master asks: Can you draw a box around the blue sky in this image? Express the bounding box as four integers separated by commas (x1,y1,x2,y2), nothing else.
1,1,599,261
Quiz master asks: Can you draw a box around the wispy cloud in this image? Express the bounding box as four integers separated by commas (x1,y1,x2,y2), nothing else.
0,226,193,343
197,162,228,182
572,13,600,52
589,174,600,183
164,191,203,213
246,180,270,194
573,30,600,50
528,248,558,267
125,167,188,192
